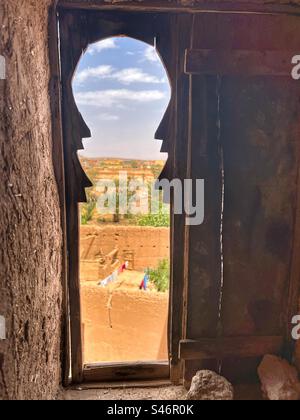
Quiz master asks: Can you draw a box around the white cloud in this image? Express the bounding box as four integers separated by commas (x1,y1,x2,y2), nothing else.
111,68,165,85
75,89,166,108
87,38,118,55
75,66,165,85
143,46,160,63
74,65,113,84
98,113,120,121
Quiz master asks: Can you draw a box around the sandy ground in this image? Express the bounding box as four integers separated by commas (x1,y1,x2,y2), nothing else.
64,384,262,400
81,271,169,363
65,385,187,401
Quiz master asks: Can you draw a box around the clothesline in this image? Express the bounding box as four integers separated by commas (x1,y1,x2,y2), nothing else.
98,262,129,287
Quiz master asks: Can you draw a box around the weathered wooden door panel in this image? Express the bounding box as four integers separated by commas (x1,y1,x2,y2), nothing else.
187,75,222,339
182,12,300,385
220,77,300,382
165,14,194,383
188,13,300,51
221,78,300,338
184,75,222,384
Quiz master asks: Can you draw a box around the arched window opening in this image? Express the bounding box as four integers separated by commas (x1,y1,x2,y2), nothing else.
73,37,171,365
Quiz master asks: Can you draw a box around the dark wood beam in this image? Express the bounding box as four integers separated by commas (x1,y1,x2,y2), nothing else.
185,49,298,76
180,337,284,360
58,0,300,16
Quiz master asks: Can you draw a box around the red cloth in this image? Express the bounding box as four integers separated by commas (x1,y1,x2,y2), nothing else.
118,263,127,274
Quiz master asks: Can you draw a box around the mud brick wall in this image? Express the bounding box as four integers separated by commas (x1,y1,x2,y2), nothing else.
0,0,63,400
80,225,170,280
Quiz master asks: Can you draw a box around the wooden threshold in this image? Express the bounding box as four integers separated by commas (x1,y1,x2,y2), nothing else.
83,361,170,383
179,336,284,360
69,379,173,390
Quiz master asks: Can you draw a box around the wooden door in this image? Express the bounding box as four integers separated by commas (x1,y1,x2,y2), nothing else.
181,12,300,386
58,7,193,384
59,6,300,386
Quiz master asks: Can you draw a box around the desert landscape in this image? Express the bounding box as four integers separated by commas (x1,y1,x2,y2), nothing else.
79,158,170,364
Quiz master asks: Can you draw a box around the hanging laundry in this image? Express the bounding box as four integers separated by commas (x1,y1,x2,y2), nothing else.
99,263,128,287
118,261,129,274
99,272,115,287
139,272,150,291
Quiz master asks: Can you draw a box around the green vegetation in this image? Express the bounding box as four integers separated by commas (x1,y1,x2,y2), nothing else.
149,259,170,293
81,200,96,225
80,189,97,225
137,211,170,227
136,188,170,227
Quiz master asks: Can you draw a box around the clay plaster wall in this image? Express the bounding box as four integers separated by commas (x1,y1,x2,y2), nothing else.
0,0,63,400
80,225,170,281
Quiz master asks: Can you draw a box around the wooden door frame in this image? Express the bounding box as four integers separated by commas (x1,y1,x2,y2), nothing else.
54,5,192,385
50,0,300,386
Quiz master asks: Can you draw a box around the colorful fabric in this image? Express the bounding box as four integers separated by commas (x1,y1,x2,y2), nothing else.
118,261,129,274
99,262,128,287
99,270,118,287
140,274,150,291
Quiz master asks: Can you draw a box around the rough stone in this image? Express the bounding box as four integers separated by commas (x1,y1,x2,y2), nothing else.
258,355,300,401
186,370,234,401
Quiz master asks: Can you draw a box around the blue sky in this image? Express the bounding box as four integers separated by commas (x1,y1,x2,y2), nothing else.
73,37,171,160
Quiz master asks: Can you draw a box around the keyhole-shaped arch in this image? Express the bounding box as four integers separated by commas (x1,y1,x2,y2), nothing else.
60,10,176,204
72,35,172,166
59,9,177,383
